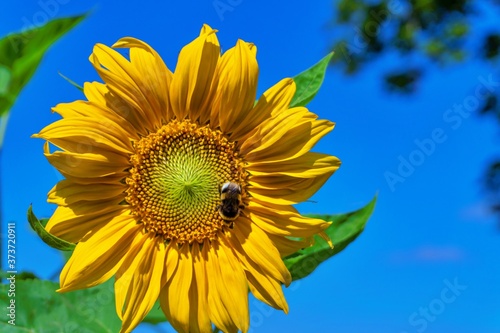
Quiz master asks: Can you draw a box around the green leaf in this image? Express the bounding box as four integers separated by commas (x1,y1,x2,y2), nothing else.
0,279,121,333
0,14,86,118
0,270,38,280
284,195,377,281
143,300,166,324
27,205,75,251
290,52,334,107
0,65,10,95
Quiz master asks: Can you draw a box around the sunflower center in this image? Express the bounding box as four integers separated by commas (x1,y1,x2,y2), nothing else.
125,120,246,244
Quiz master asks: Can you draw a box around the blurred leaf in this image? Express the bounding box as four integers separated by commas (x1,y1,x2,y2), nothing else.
0,279,121,333
337,0,365,23
425,39,446,58
480,94,498,115
327,0,478,94
446,21,469,38
284,195,376,281
384,69,421,94
290,52,334,107
27,205,75,251
0,14,86,118
396,22,417,53
484,160,500,192
484,33,500,59
331,40,360,74
449,49,466,61
0,65,9,95
0,270,37,280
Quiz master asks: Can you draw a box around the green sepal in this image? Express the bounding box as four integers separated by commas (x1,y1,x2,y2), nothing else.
27,205,76,251
58,71,84,92
0,279,121,333
290,52,334,107
0,14,86,118
284,195,377,281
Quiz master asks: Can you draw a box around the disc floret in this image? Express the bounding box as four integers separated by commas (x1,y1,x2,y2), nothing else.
126,120,246,244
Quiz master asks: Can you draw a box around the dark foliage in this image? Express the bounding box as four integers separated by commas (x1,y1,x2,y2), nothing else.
329,0,500,221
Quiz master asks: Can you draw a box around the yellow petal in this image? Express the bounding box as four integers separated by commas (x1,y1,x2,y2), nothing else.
245,269,288,312
43,143,128,180
231,217,291,286
114,238,172,323
190,242,212,333
221,232,289,311
116,234,166,333
205,241,239,333
318,231,334,249
187,269,201,333
48,179,126,206
247,201,330,237
162,241,179,286
246,154,340,205
213,39,258,134
242,108,334,163
113,37,173,123
58,215,141,292
82,82,146,137
200,23,213,35
90,44,159,132
267,118,334,162
249,172,332,205
34,117,134,155
58,172,126,186
239,107,311,156
248,152,341,174
232,78,295,142
45,202,129,243
169,26,220,120
267,233,313,257
50,101,87,118
216,236,249,331
50,98,140,141
160,243,192,333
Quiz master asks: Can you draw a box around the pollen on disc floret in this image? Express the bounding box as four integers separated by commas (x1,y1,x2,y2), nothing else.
125,120,247,244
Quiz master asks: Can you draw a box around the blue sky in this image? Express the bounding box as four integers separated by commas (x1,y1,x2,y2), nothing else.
2,1,500,332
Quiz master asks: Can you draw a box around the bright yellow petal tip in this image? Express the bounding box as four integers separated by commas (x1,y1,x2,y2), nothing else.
319,230,334,249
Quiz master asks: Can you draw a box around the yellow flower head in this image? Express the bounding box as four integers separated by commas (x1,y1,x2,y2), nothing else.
34,24,341,333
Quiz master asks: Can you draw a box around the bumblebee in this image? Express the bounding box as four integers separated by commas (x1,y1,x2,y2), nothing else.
217,182,244,228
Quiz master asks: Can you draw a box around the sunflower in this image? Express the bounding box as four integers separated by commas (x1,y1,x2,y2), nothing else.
34,24,341,333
